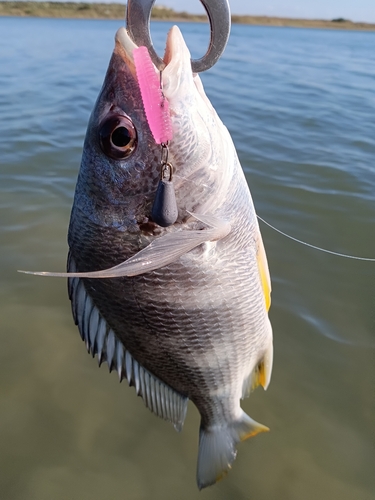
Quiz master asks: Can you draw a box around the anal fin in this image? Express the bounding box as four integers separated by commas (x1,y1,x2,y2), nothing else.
256,227,271,311
242,336,273,398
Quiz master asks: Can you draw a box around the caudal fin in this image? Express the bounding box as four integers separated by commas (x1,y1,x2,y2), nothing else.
196,411,269,490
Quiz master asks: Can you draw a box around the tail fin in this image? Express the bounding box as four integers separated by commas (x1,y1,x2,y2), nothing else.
196,411,269,490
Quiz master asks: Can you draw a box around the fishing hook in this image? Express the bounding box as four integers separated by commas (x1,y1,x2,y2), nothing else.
126,0,231,72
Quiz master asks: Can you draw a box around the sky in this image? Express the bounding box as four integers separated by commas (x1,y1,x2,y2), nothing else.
159,0,375,23
22,0,375,23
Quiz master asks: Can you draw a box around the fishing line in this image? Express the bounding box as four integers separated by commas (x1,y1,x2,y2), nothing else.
257,215,375,262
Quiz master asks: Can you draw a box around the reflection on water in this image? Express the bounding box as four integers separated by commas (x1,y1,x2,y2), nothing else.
0,17,374,500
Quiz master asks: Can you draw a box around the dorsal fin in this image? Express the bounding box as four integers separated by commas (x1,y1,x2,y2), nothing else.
67,254,188,431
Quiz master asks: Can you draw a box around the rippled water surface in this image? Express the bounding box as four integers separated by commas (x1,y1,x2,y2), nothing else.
1,16,374,500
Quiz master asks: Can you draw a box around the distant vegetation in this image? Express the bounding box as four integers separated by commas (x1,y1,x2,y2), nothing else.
0,2,374,31
0,2,205,20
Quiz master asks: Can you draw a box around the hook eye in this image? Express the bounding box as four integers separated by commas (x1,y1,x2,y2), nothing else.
126,0,231,72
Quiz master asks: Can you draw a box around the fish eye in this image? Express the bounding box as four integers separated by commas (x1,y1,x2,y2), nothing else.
99,114,137,160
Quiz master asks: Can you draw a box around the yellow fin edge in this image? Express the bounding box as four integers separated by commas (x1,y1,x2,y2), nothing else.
251,360,267,390
240,423,270,442
256,230,271,311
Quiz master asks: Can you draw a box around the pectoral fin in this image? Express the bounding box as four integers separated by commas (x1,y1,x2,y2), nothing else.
19,214,231,278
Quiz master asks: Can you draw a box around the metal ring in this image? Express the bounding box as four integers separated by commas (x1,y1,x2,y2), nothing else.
126,0,231,72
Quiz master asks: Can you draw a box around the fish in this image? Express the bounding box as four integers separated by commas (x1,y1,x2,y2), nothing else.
66,25,273,489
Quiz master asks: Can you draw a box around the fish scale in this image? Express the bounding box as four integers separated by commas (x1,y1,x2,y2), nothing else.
75,241,263,395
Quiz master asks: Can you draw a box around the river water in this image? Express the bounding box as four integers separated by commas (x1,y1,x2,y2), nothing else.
0,16,374,500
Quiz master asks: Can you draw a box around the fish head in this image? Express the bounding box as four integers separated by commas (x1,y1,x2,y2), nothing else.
162,26,234,215
72,25,234,235
73,30,161,230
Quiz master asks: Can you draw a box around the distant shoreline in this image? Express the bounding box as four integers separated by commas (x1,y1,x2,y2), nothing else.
1,2,375,31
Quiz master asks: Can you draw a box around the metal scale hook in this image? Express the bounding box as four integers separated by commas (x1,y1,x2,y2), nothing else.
127,0,231,227
126,0,231,72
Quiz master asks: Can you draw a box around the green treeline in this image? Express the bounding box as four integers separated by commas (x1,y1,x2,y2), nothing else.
0,1,374,30
0,2,204,20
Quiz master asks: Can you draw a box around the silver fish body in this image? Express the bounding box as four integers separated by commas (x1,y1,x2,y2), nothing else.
68,26,273,489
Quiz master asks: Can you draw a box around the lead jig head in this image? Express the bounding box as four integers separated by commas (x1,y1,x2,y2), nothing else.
151,144,178,227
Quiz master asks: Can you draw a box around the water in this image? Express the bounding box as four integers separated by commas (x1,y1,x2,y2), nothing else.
1,16,374,500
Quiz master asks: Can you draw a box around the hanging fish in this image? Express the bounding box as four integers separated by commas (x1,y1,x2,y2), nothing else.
22,24,273,490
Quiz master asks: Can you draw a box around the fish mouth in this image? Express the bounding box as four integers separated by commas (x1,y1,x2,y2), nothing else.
115,25,190,78
114,26,138,77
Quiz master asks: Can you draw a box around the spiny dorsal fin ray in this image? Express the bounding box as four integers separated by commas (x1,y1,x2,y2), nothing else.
67,257,188,431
